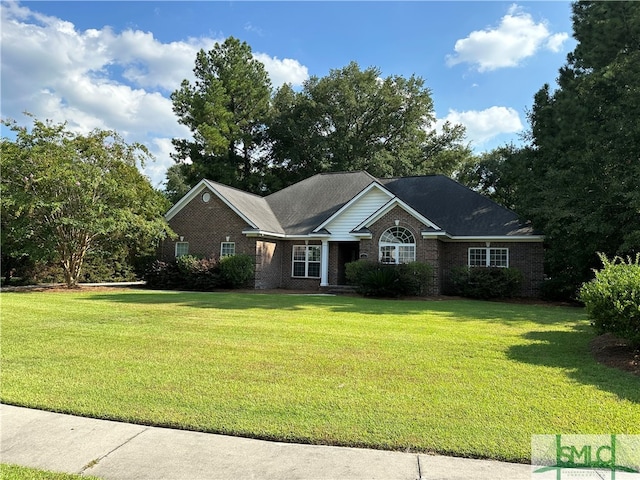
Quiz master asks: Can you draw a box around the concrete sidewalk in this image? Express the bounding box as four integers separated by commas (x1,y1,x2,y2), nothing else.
1,404,531,480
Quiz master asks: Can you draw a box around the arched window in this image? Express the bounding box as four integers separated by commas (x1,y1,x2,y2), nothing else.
379,226,416,264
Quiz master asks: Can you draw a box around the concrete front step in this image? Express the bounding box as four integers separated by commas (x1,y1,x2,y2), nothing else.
321,285,357,294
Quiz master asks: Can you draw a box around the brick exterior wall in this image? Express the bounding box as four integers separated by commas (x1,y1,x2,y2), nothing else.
255,240,283,289
279,240,323,291
358,206,440,294
328,243,339,286
353,206,544,297
160,189,258,275
440,241,544,297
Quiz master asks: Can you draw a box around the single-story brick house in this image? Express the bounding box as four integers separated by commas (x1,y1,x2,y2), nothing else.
161,171,544,296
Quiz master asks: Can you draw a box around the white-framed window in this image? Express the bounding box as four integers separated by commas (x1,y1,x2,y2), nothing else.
220,242,235,258
379,226,416,264
292,245,321,278
175,242,189,258
468,247,509,268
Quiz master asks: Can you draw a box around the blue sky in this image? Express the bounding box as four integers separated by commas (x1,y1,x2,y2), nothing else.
1,1,575,187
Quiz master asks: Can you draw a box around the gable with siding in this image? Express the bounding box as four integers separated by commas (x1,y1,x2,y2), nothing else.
319,184,393,241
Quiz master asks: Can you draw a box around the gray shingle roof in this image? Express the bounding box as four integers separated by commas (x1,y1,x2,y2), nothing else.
378,175,535,236
204,180,284,234
204,172,536,237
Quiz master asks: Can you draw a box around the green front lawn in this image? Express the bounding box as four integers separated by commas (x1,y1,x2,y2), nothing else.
1,290,638,462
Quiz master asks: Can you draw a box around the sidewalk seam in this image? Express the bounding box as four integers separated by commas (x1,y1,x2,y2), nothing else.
78,427,150,475
416,454,423,480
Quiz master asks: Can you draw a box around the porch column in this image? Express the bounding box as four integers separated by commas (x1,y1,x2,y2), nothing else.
320,240,329,287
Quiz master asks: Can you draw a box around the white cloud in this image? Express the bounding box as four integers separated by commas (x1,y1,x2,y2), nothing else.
108,30,219,91
144,137,178,188
0,1,309,187
254,53,309,88
438,106,524,146
546,32,569,53
446,4,569,72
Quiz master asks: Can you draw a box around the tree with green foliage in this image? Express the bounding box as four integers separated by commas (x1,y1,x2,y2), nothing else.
1,116,173,287
164,163,193,205
171,37,272,193
268,62,470,187
520,1,640,295
460,2,640,298
168,42,472,198
455,145,523,210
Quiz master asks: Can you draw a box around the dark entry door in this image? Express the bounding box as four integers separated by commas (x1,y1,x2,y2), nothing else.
337,242,360,285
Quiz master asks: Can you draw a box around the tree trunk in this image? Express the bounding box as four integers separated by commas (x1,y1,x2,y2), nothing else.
60,233,90,288
243,143,250,181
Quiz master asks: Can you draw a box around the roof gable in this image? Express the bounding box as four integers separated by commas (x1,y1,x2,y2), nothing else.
165,179,283,234
165,179,217,222
315,183,394,239
265,171,377,235
356,197,442,232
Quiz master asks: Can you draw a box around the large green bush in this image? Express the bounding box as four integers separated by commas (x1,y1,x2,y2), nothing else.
397,261,435,296
144,260,181,289
580,253,640,346
345,260,433,297
144,255,220,291
448,266,523,299
219,254,255,288
144,254,255,291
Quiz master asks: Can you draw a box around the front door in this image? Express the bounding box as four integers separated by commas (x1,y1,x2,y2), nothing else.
337,242,360,285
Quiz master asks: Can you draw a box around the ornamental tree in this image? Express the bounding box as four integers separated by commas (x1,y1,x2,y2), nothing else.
1,116,173,287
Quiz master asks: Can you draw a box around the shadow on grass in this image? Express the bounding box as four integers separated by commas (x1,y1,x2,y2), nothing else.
507,326,640,403
78,289,585,326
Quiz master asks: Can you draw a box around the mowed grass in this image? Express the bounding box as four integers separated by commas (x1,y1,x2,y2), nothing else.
1,290,638,462
0,464,100,480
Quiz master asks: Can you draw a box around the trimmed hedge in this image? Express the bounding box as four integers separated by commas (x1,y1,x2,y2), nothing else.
448,266,523,299
144,254,254,291
345,260,433,297
580,253,640,347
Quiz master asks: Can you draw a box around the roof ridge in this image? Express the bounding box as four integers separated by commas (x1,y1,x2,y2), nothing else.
203,179,265,199
442,175,526,219
204,179,285,234
378,174,442,180
315,170,371,176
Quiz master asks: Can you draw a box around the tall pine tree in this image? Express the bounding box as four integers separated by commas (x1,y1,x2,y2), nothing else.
171,37,272,193
517,1,640,296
